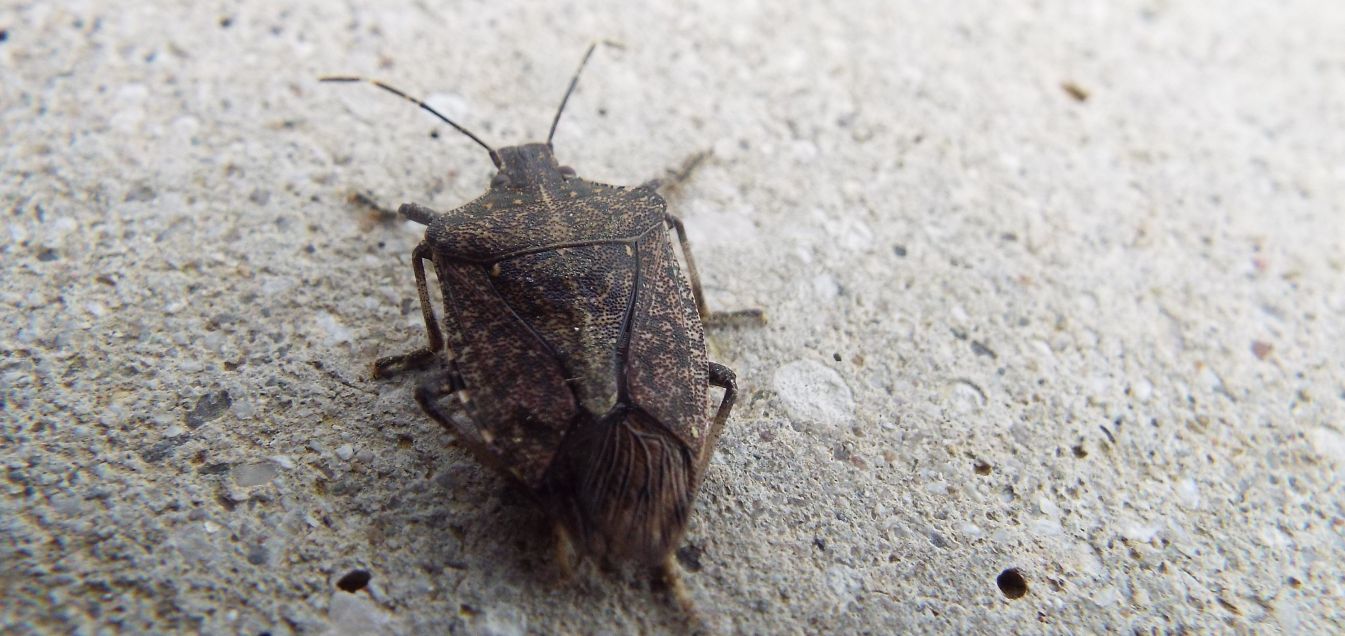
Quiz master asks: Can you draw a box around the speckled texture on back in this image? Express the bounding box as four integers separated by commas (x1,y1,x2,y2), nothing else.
422,143,714,564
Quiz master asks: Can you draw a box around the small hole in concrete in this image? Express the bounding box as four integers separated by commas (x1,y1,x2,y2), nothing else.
974,460,992,475
336,569,371,592
997,568,1028,599
1072,445,1088,458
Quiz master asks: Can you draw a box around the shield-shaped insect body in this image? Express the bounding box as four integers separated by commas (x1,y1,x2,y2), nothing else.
324,45,754,607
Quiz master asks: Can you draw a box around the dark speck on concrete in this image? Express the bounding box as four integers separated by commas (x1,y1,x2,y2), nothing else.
186,391,232,428
141,437,188,463
971,340,997,358
676,544,704,572
199,462,231,475
124,184,156,202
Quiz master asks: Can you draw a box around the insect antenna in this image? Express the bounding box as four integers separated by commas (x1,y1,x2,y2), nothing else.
547,41,613,147
320,76,502,168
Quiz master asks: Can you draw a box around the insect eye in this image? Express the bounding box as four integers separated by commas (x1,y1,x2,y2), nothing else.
491,173,512,189
559,166,577,179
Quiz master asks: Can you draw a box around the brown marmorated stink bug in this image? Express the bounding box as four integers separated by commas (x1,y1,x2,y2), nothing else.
322,44,760,610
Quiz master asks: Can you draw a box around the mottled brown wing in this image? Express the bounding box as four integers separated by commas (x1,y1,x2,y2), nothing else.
435,259,577,486
624,228,710,452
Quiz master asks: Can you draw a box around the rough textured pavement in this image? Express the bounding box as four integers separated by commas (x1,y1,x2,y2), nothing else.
3,1,1344,633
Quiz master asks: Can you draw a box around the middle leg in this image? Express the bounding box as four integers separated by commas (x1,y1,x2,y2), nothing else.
666,214,765,327
696,361,739,477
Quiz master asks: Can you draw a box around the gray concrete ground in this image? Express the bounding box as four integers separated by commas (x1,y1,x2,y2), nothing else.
3,1,1344,633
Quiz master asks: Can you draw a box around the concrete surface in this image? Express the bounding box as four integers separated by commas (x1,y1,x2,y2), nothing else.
3,0,1344,633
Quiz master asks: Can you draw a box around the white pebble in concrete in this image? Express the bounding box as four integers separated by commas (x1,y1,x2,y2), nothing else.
773,359,855,428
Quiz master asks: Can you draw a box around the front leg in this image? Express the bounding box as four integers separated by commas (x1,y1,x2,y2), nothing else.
373,241,445,378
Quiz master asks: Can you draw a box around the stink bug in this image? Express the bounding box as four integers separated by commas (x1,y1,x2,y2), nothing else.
323,44,758,608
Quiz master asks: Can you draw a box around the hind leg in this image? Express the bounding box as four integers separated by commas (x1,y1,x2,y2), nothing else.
657,555,698,617
412,372,522,481
417,375,581,581
553,523,579,580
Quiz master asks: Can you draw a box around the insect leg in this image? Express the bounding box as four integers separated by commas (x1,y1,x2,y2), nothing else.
374,242,445,378
553,523,578,580
656,555,700,619
665,214,765,326
413,373,526,482
411,370,466,432
697,362,739,478
640,149,711,194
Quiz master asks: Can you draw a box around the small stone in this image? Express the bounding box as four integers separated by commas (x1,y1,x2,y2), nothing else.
1121,521,1160,543
335,444,355,461
231,397,256,420
233,461,280,487
315,311,353,345
1092,586,1120,607
327,591,394,635
1251,340,1273,360
773,360,855,428
1176,478,1201,509
1307,427,1345,465
247,544,269,565
811,274,840,302
472,605,527,636
1132,378,1153,402
1030,519,1062,536
825,565,862,606
1037,497,1060,517
261,276,297,296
